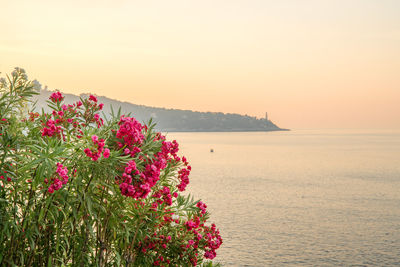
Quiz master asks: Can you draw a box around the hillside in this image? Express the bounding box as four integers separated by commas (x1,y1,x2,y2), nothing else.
33,90,288,132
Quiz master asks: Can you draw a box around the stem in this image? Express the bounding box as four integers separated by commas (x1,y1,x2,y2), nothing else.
8,181,20,263
45,225,53,266
19,165,38,229
74,171,95,218
9,181,34,263
26,193,53,267
98,198,112,266
129,217,143,266
68,170,95,263
96,185,107,265
79,222,89,267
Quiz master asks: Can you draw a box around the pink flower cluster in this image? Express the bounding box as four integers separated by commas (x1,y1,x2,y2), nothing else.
48,163,69,193
118,140,183,199
176,155,191,191
150,140,191,193
41,119,62,137
119,160,142,198
116,117,161,199
203,223,223,259
185,216,201,231
116,116,145,149
89,94,97,102
116,118,194,202
152,186,173,208
93,113,103,128
183,218,222,260
141,159,165,191
118,156,166,200
177,165,191,191
138,234,174,266
196,201,207,215
49,92,64,103
84,135,110,161
41,92,106,140
83,95,104,128
160,140,180,161
131,208,222,266
176,199,221,261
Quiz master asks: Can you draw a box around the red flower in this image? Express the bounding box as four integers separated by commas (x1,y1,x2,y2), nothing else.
49,92,64,102
89,94,98,102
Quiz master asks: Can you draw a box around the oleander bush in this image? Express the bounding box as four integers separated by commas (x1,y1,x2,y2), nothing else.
0,68,222,266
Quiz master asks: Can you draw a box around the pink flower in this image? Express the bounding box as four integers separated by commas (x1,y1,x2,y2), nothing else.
196,201,207,215
92,135,98,143
185,220,197,231
116,116,144,147
84,148,92,157
85,136,109,161
49,92,64,103
103,148,110,158
41,119,62,138
89,94,97,102
47,163,69,193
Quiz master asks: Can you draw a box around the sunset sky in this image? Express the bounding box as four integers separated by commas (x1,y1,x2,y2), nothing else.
1,0,399,129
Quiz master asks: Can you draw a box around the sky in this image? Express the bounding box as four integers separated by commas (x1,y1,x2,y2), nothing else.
1,0,399,129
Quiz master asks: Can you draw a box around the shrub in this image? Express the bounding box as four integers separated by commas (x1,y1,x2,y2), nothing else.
0,68,222,266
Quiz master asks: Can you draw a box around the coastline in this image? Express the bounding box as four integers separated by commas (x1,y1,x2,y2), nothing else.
159,128,290,133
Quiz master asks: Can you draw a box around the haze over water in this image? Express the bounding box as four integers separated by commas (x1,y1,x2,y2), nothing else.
169,130,400,266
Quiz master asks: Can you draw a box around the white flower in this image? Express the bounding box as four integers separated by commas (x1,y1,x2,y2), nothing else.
22,127,29,136
170,221,176,227
171,214,179,220
11,67,27,80
31,79,42,91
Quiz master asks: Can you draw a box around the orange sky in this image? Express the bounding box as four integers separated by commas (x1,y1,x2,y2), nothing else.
1,0,399,129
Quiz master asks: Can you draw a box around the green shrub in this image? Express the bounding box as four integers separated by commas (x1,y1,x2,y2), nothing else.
0,68,222,266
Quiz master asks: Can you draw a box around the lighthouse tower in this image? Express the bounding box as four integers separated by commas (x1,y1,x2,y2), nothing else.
265,112,268,121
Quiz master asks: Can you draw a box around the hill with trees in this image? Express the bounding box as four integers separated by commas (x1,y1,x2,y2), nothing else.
33,89,287,132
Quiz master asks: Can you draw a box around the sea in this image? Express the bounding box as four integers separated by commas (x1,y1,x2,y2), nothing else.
167,129,400,267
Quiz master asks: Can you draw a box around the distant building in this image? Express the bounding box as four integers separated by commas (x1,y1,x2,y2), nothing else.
265,112,268,121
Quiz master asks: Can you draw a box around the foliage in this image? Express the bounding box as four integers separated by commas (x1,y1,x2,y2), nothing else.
0,68,222,266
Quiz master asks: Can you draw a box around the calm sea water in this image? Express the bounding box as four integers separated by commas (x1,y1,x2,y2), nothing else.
168,130,400,266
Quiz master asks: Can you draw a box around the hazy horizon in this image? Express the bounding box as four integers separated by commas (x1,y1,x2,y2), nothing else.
1,0,399,129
